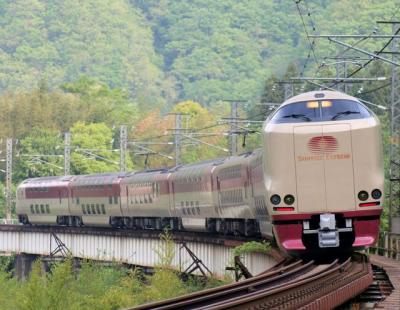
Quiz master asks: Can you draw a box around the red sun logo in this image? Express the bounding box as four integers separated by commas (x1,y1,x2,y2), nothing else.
308,136,338,154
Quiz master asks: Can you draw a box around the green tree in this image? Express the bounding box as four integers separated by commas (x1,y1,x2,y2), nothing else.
14,128,63,181
70,122,131,174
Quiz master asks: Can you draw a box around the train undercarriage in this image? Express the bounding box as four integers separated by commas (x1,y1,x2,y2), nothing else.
18,214,261,237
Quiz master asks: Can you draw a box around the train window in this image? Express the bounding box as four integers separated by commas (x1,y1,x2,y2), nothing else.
76,197,79,204
46,204,50,214
270,99,372,123
101,204,106,214
182,207,186,215
82,205,86,214
109,196,112,204
91,204,95,214
40,204,45,213
30,205,34,214
321,100,371,121
114,196,118,204
87,205,91,215
196,201,200,214
96,204,100,214
35,205,39,213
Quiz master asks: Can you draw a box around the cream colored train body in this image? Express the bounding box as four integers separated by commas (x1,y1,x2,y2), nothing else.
264,91,384,253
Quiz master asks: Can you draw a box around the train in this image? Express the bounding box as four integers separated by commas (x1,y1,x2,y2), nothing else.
16,90,384,254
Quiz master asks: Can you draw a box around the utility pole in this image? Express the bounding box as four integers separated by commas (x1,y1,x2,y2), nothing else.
230,101,238,156
284,83,294,100
384,21,400,232
120,125,127,172
64,132,71,176
5,138,12,221
335,61,348,92
174,114,182,165
221,100,247,156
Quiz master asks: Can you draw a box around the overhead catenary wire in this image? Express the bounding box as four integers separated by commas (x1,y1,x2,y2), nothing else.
295,0,319,68
357,82,392,95
328,26,400,89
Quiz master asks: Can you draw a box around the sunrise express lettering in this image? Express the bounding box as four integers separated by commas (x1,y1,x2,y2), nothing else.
297,153,351,161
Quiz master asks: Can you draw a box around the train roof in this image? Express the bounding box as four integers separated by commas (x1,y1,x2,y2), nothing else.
21,175,73,184
74,172,127,178
282,90,360,107
168,158,226,172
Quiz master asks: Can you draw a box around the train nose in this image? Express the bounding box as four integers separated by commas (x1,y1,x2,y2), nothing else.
294,124,355,213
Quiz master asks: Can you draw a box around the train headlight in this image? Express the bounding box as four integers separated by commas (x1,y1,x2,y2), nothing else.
371,189,382,200
270,195,281,205
358,191,369,201
284,194,295,205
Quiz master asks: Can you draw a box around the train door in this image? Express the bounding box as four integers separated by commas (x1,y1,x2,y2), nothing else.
294,125,327,212
322,124,355,211
169,178,177,217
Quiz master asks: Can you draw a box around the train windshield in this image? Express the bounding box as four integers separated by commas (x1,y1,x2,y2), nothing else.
270,99,372,123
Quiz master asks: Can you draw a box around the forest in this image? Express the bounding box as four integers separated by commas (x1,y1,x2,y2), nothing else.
0,1,396,224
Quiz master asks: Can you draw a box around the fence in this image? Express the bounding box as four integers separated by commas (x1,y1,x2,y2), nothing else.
0,219,20,225
367,231,400,260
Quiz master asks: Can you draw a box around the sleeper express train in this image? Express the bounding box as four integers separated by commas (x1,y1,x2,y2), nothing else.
16,91,384,254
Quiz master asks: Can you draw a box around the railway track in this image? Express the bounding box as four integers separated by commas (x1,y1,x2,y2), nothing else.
130,253,373,310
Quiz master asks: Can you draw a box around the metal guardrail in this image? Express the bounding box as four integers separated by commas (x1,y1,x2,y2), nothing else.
0,219,20,225
368,231,400,260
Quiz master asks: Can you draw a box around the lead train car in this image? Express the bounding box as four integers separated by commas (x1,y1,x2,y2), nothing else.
264,90,384,254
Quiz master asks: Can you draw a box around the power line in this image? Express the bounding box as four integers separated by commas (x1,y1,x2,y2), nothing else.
357,82,391,95
295,0,319,67
328,26,400,88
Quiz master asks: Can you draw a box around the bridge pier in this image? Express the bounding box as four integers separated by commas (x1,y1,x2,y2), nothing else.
15,253,37,280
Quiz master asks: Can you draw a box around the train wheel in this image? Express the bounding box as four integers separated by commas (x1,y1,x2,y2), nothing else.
18,215,29,225
161,218,171,230
123,217,132,229
76,217,83,227
68,216,76,227
206,218,217,233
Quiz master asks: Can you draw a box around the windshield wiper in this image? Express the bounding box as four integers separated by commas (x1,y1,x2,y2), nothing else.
331,111,360,120
282,114,311,122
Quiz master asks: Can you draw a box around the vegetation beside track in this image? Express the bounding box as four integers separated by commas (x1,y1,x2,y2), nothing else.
0,232,228,309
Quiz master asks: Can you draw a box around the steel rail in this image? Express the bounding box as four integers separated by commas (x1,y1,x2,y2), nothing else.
210,254,372,310
131,259,307,310
130,254,372,310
